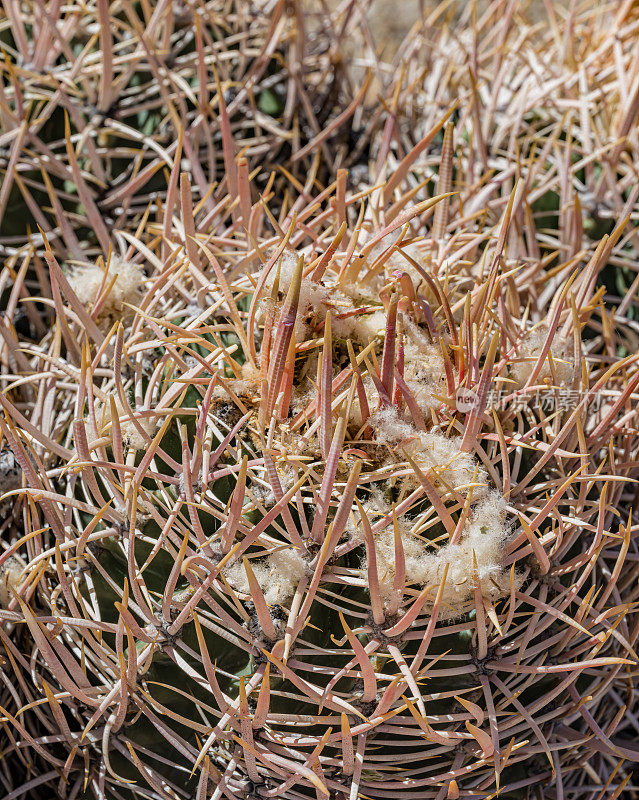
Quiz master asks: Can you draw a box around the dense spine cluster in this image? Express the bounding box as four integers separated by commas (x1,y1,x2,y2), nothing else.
0,3,638,800
1,134,638,799
0,0,365,255
368,1,639,291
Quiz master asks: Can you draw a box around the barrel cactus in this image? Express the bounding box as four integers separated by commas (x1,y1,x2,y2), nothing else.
1,105,638,800
0,0,365,256
2,1,639,798
367,0,639,309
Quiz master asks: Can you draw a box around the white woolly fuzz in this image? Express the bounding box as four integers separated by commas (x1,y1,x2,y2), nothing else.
409,431,487,496
386,243,427,285
334,307,388,345
512,326,574,387
363,410,510,615
402,321,448,413
212,378,257,404
90,397,159,450
263,254,332,343
369,408,486,496
225,547,307,606
346,316,449,425
0,449,21,495
250,482,278,508
369,492,513,616
251,465,294,509
369,406,417,445
67,256,145,319
348,373,376,429
0,554,26,608
261,256,389,348
363,242,427,290
328,282,387,344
